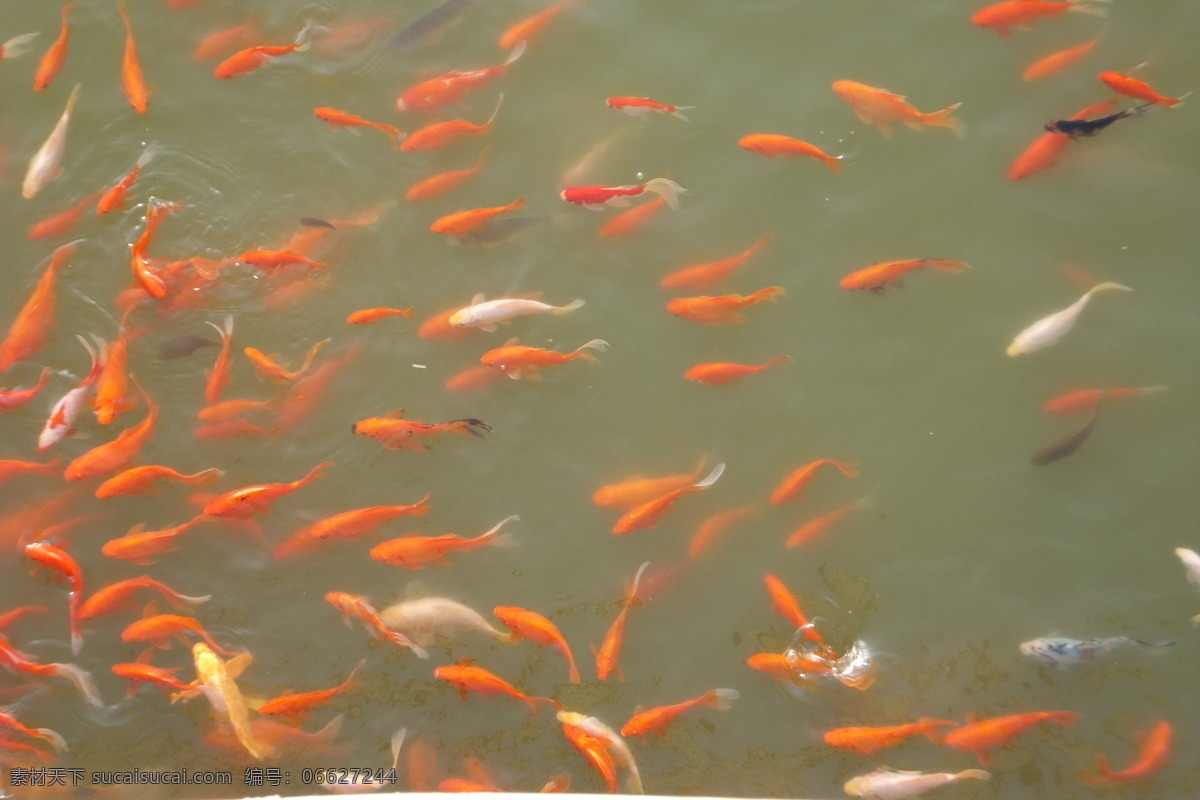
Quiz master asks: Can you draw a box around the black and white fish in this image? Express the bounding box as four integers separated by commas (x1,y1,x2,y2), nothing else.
1019,636,1175,668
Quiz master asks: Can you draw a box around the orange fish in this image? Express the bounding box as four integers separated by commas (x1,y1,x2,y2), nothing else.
33,2,71,92
770,459,859,506
614,462,724,537
832,80,964,138
0,242,75,372
192,18,263,61
1023,38,1100,80
116,0,150,113
1080,720,1171,783
407,147,490,201
38,337,101,453
0,367,51,410
739,134,841,171
352,410,492,451
97,145,154,215
92,326,138,426
112,661,192,697
24,541,84,653
259,659,365,723
595,562,649,681
214,24,311,79
95,465,223,500
101,516,210,565
27,193,97,239
561,722,619,793
942,711,1081,765
197,395,277,424
667,287,784,325
434,660,562,715
369,515,518,569
78,575,209,620
825,718,959,755
972,0,1107,37
594,457,712,513
203,461,331,518
309,493,432,539
598,195,666,237
193,420,273,440
606,95,692,121
840,259,969,292
687,505,756,558
500,2,572,50
785,500,861,547
129,200,183,299
64,377,158,481
273,341,361,434
346,306,415,325
480,338,609,381
121,613,236,656
494,605,580,684
762,574,837,656
1008,99,1117,180
660,235,771,291
620,688,738,738
1098,71,1182,106
401,95,502,152
1043,385,1164,414
204,315,234,405
746,651,831,684
244,338,328,383
239,249,329,270
324,592,429,657
396,43,525,113
314,107,406,150
445,363,506,392
685,356,791,385
0,455,60,483
431,197,526,237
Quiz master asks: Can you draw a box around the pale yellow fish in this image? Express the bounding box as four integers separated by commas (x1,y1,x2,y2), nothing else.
23,83,81,199
449,294,585,331
844,767,989,799
191,643,271,761
1177,547,1200,625
1006,281,1132,356
378,596,511,646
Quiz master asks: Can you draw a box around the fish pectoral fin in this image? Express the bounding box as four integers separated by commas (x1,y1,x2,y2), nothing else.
480,324,498,332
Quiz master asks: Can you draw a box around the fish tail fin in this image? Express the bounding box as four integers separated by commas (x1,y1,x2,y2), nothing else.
752,286,786,303
450,418,493,437
957,770,991,782
482,515,520,544
571,338,609,362
554,299,586,315
504,39,527,66
509,196,527,212
486,93,505,127
1,32,40,60
642,177,686,209
930,259,971,273
672,105,695,122
695,462,726,489
1055,711,1083,726
824,154,843,173
923,103,965,138
833,460,860,478
50,662,103,707
762,355,792,370
293,21,316,52
1087,281,1134,296
1069,0,1110,17
1132,638,1177,651
188,468,224,486
709,688,740,710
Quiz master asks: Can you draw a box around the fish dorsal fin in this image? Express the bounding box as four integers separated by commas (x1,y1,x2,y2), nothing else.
471,293,485,304
136,646,157,665
965,713,979,725
142,600,159,618
458,656,475,667
384,407,406,419
404,580,427,600
503,337,520,347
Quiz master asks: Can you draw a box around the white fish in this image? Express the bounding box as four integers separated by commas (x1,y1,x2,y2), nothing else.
1006,281,1132,356
38,336,102,452
378,596,511,646
844,767,989,799
557,710,643,794
449,294,585,331
1020,635,1175,668
1176,547,1200,624
1,32,40,61
23,82,81,199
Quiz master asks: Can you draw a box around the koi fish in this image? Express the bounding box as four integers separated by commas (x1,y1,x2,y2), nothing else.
739,134,841,170
599,195,667,237
1080,720,1172,784
607,95,692,121
101,516,211,565
64,377,158,481
388,0,477,52
309,493,432,539
845,767,989,799
22,82,80,198
832,80,963,138
191,643,271,760
24,542,83,654
621,689,738,738
431,197,525,237
378,596,510,647
661,235,771,291
561,722,618,793
97,144,155,214
555,711,643,794
369,515,518,569
560,177,685,210
1008,98,1118,180
239,249,329,270
123,613,235,656
324,591,429,657
785,500,862,547
825,719,958,756
1031,405,1101,465
1044,103,1154,139
0,32,39,62
244,338,329,382
762,575,835,655
116,0,150,113
260,660,365,723
395,41,525,112
0,368,51,411
687,505,756,558
499,1,572,50
78,575,209,620
434,660,562,715
770,459,859,506
449,295,584,331
92,325,137,426
407,147,489,201
942,711,1081,765
1023,37,1100,80
1007,282,1131,355
1098,71,1182,107
593,457,709,509
38,335,100,452
841,259,969,292
32,2,71,92
595,562,649,681
214,24,311,79
401,94,502,152
27,192,97,239
494,605,580,684
614,463,725,534
95,465,223,499
667,286,784,325
972,0,1108,37
192,17,263,61
204,315,234,404
1043,385,1164,414
128,200,183,299
314,107,406,150
480,338,609,380
112,661,191,697
686,356,790,386
352,410,492,451
1020,636,1175,667
346,307,415,325
203,461,331,518
0,456,60,483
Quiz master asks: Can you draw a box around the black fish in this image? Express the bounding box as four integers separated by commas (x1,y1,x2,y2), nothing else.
388,0,476,51
460,216,547,247
157,334,217,360
299,217,335,230
1031,406,1100,466
1044,102,1155,140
